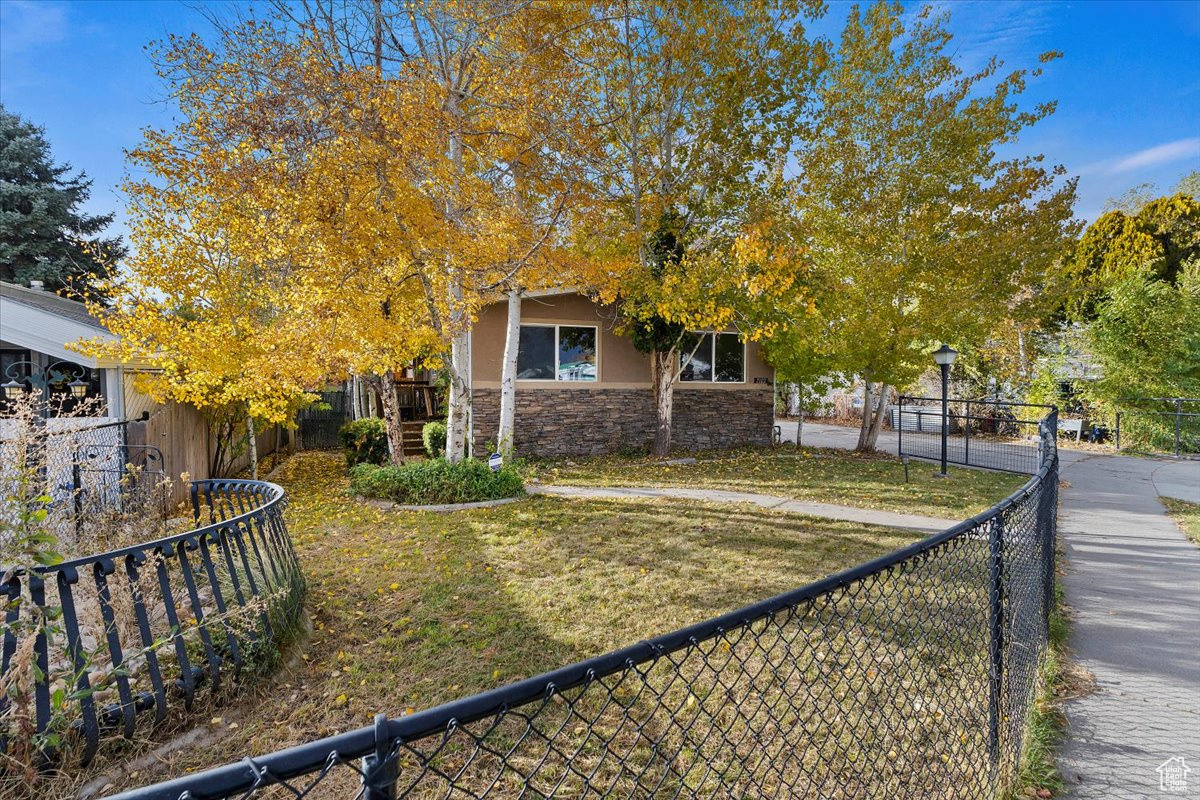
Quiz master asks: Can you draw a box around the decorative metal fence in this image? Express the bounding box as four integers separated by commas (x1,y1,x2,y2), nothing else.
298,389,350,450
116,411,1060,800
1115,398,1200,457
896,396,1056,474
0,479,305,767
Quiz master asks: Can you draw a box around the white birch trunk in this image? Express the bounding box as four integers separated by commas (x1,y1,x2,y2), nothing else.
446,330,471,462
786,382,801,417
245,415,259,480
497,288,522,458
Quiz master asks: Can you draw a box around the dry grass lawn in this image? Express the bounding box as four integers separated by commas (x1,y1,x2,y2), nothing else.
1162,496,1200,546
69,451,937,798
528,446,1025,519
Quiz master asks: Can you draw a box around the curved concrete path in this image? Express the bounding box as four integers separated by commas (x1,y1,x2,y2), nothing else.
782,419,1200,797
528,484,959,534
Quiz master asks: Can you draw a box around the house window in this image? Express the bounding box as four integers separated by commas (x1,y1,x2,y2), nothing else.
680,332,744,383
517,325,597,381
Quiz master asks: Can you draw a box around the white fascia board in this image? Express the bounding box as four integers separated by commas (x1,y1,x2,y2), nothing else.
0,297,121,368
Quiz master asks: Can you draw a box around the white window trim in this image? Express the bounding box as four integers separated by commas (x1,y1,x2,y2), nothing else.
517,323,600,383
680,331,746,384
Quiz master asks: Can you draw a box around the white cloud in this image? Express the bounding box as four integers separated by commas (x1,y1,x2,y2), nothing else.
1106,138,1200,174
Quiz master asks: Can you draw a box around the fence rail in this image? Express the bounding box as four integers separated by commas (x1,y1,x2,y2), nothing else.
1115,398,1200,457
0,479,305,767
114,410,1060,800
896,396,1056,474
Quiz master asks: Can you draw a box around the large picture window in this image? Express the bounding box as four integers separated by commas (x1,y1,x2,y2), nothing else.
680,332,744,383
517,325,597,381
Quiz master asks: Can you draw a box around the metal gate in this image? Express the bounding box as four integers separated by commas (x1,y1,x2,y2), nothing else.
896,396,1055,474
297,389,349,450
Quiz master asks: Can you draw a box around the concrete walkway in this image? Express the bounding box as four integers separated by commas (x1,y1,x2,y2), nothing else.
527,483,958,533
1056,454,1200,799
786,418,1200,797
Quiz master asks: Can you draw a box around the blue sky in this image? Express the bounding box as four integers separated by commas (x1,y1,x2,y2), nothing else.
2,0,1198,241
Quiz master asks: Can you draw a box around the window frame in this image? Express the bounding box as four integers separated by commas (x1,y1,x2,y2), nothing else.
516,323,600,383
679,331,746,384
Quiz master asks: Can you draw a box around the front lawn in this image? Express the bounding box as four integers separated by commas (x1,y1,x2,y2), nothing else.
99,451,924,795
1162,496,1200,546
528,446,1026,519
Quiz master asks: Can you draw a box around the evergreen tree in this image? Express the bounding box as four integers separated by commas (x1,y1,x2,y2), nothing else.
0,105,125,296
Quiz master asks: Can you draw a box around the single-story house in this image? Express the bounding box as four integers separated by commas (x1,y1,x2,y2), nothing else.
469,290,775,456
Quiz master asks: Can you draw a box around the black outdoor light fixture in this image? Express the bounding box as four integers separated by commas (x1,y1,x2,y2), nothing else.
2,359,91,407
932,344,958,476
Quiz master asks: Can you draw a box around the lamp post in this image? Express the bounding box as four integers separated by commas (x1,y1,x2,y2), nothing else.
2,359,90,415
932,344,958,477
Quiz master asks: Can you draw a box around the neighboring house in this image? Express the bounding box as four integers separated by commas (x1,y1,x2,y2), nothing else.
470,290,775,456
0,280,277,501
1,280,128,419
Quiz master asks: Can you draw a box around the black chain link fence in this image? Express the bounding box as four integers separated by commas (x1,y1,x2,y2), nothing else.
113,411,1060,800
896,396,1056,474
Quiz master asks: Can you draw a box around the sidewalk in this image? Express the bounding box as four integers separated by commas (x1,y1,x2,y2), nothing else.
528,483,957,533
1056,454,1200,798
785,419,1200,797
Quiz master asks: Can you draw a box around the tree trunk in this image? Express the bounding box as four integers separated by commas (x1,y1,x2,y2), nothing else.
650,347,677,456
786,382,801,417
1016,323,1029,380
856,380,891,452
497,288,521,458
245,414,259,480
856,378,874,451
367,381,377,418
376,372,406,465
446,330,471,462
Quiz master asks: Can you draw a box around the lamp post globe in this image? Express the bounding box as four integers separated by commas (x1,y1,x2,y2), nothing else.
932,344,958,367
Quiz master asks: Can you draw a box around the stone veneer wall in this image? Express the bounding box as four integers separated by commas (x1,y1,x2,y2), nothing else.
471,387,773,457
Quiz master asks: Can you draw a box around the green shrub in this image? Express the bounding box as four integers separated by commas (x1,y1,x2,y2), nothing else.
339,418,389,467
350,458,524,505
422,420,447,458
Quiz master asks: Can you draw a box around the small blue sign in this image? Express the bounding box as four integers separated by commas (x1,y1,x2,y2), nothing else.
488,452,503,472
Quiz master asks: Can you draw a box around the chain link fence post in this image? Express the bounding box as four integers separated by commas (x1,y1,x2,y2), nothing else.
987,513,1006,765
361,713,397,800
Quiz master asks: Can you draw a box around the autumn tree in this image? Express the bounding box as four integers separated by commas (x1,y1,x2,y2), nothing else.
581,0,821,455
1061,189,1200,411
89,4,604,465
771,1,1078,451
1059,192,1199,319
256,1,605,461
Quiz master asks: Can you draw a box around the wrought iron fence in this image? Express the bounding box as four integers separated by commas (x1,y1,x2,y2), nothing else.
115,411,1060,800
1115,398,1200,457
0,479,305,767
298,390,350,450
895,396,1056,474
